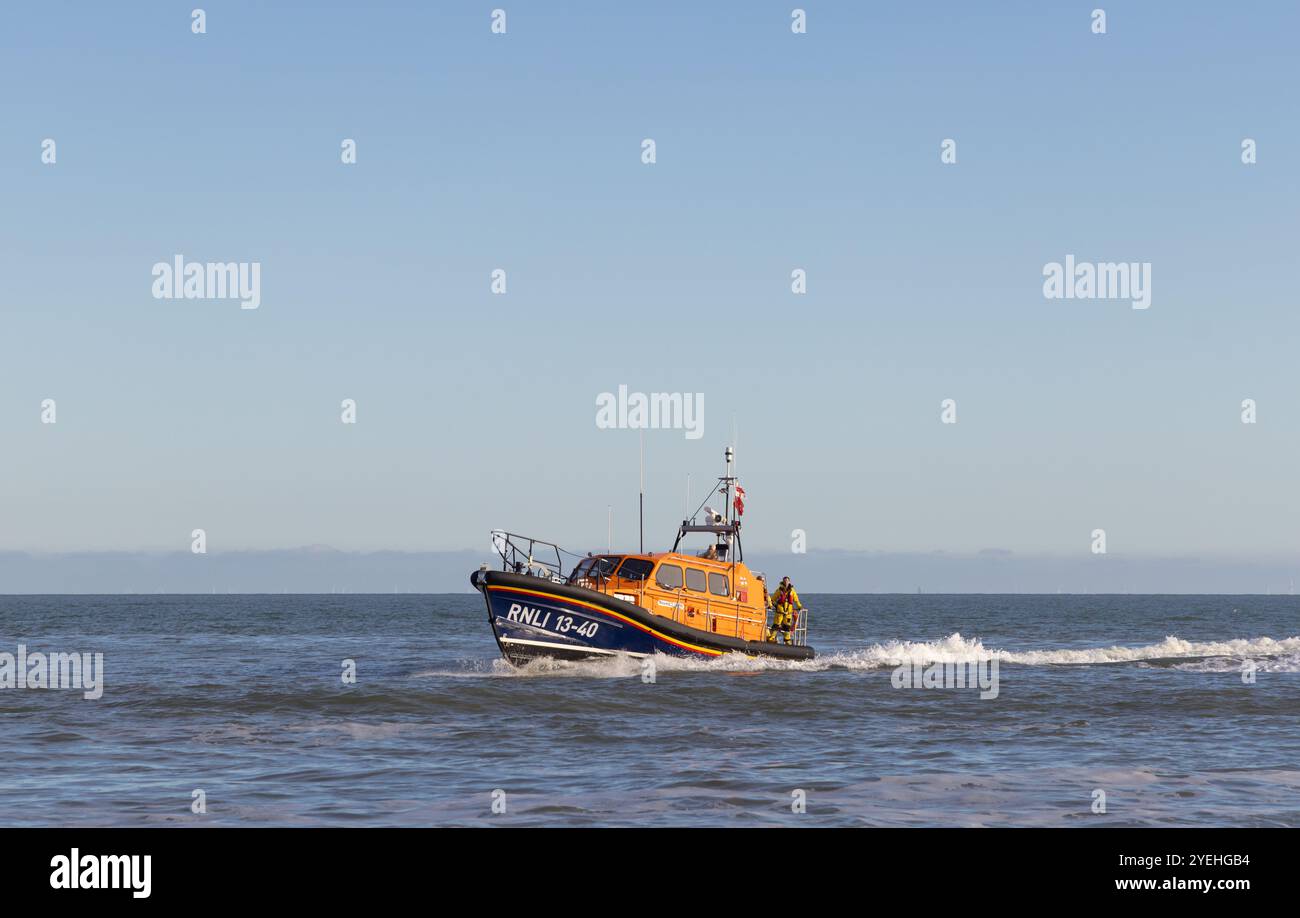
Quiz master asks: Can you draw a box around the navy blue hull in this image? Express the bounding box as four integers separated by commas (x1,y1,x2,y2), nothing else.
470,569,815,666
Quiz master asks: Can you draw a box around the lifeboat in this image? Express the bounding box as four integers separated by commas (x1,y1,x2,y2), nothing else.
470,448,815,665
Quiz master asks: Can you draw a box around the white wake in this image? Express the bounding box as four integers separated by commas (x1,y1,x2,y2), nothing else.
421,632,1300,678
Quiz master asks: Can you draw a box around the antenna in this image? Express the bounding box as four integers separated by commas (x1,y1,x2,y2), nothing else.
607,505,612,553
731,414,738,477
730,415,739,541
639,430,645,553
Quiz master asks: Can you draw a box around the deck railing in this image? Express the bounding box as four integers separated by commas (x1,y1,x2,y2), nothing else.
490,530,570,583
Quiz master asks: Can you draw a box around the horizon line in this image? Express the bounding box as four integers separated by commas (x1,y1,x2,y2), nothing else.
3,591,1298,598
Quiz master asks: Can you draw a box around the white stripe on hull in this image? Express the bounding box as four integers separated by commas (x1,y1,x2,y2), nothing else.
498,637,650,658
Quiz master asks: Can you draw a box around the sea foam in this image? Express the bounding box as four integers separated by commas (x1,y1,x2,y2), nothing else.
464,632,1300,676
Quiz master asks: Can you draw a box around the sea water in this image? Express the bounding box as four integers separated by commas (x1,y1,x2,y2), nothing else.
1,593,1296,826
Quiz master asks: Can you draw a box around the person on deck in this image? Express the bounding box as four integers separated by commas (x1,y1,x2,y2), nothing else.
756,573,771,617
768,576,803,644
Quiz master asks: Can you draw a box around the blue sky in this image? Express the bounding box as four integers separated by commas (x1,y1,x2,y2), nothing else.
2,2,1298,560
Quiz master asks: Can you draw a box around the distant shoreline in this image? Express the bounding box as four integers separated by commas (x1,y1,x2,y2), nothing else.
3,548,1296,595
3,591,1298,598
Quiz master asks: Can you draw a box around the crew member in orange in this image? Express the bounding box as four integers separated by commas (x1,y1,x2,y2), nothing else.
768,576,802,644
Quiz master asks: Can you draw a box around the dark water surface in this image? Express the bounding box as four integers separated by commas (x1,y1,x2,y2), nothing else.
2,593,1297,826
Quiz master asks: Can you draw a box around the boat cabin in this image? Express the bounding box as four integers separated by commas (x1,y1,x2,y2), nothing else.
566,550,768,642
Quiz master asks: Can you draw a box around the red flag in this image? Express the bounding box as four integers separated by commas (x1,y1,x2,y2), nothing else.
733,484,746,517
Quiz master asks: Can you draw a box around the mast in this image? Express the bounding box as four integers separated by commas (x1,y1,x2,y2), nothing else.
724,445,734,524
724,445,735,561
671,446,742,563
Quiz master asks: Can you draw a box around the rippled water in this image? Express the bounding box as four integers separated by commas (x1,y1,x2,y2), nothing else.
2,593,1297,826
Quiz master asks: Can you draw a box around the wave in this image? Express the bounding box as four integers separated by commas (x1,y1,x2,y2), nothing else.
1171,652,1300,674
427,632,1300,677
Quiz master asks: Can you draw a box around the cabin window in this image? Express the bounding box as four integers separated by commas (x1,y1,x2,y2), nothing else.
617,558,654,581
567,559,593,583
655,564,683,590
708,572,729,596
685,568,707,592
570,556,619,582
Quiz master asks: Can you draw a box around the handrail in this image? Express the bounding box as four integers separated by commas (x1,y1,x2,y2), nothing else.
791,606,810,647
762,598,811,647
490,530,571,582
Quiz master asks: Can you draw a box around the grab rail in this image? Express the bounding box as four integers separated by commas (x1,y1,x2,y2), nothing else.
762,601,811,647
490,530,571,583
